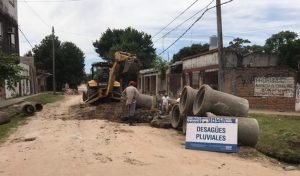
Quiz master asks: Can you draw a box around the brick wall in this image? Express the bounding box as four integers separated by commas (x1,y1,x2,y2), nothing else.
224,67,297,111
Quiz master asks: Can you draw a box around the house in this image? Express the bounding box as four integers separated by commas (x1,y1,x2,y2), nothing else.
5,62,31,98
0,0,19,100
0,0,19,55
138,68,167,96
170,48,299,111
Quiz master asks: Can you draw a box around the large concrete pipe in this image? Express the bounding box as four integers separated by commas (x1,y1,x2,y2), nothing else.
193,84,249,117
19,102,36,116
179,86,198,114
170,104,183,129
0,111,10,125
205,112,259,147
33,103,43,112
237,117,259,147
136,93,155,109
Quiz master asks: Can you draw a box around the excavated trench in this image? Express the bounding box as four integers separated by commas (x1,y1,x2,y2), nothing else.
66,102,156,123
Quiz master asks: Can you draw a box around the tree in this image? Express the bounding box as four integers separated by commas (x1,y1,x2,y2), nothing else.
227,38,253,67
172,43,209,63
24,50,33,57
0,51,27,90
265,31,298,54
93,27,156,69
59,42,85,87
33,35,85,90
264,31,299,68
152,56,170,80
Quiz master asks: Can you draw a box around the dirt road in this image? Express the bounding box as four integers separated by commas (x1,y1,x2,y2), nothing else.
0,95,298,176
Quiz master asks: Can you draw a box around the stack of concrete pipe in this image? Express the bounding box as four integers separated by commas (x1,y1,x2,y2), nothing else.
170,84,259,147
19,102,43,116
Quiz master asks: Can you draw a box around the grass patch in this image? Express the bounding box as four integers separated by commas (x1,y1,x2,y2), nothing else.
0,114,28,143
0,93,64,143
24,93,64,104
250,113,300,164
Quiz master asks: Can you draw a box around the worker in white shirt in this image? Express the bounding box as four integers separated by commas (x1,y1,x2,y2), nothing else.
161,93,170,114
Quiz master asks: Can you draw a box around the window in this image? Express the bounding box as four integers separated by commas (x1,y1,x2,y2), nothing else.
10,33,15,45
8,27,15,45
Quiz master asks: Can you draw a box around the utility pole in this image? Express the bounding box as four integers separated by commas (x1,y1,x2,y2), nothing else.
52,26,56,94
216,0,224,91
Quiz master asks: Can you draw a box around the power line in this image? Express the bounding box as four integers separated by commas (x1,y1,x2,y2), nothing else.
22,0,96,39
153,0,200,38
158,0,233,55
23,0,51,28
154,0,215,43
18,25,34,49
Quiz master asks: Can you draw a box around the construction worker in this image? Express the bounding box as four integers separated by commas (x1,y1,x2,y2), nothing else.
122,81,139,126
161,93,170,114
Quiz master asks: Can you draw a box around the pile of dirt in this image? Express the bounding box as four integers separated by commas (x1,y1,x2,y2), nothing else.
67,102,156,123
150,115,172,129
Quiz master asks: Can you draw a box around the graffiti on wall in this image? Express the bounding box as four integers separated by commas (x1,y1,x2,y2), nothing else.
254,77,294,97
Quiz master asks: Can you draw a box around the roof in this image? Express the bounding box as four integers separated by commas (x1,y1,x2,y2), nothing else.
181,49,218,61
139,68,158,74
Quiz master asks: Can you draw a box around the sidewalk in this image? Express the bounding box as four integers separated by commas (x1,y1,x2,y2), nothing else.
0,93,45,109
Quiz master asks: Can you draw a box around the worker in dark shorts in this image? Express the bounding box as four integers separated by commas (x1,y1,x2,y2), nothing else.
122,81,139,126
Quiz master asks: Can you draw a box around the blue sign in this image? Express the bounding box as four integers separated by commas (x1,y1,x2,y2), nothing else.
185,116,238,153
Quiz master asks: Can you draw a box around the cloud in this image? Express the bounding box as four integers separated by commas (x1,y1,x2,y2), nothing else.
18,0,300,72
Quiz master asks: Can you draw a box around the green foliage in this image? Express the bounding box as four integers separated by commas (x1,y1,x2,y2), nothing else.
172,43,209,63
251,113,300,164
0,51,27,90
152,56,170,80
264,31,300,69
0,93,64,143
33,35,85,90
24,50,33,57
265,31,298,54
59,42,85,87
0,114,28,143
93,27,156,69
227,38,253,66
229,37,251,48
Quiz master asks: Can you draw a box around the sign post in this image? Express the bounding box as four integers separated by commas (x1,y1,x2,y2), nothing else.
185,116,238,153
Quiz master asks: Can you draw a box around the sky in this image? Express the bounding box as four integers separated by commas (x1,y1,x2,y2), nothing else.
17,0,300,73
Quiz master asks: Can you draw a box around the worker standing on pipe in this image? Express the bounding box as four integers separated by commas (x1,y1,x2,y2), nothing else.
122,81,139,126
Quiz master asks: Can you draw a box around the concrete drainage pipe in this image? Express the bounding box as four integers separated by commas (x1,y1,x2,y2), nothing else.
33,103,43,112
179,86,198,114
170,104,183,129
0,111,10,125
20,103,36,116
238,117,259,147
206,112,259,147
136,93,155,109
193,84,249,117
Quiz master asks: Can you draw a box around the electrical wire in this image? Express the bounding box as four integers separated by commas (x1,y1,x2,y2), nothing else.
154,0,215,43
18,25,34,49
158,0,234,55
23,0,51,28
152,0,199,38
